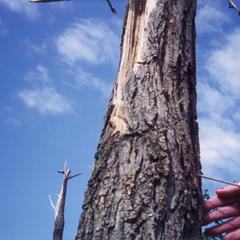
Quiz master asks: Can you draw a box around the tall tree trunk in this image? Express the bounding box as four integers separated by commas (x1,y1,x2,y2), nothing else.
76,0,202,239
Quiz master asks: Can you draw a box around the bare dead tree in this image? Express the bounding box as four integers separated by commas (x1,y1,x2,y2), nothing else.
49,164,81,240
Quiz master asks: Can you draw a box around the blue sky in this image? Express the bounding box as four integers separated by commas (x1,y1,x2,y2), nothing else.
0,0,240,239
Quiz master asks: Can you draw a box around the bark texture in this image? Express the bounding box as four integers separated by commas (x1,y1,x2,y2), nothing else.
76,0,202,239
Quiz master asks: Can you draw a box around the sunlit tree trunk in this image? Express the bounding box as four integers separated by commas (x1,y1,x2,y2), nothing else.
76,0,202,239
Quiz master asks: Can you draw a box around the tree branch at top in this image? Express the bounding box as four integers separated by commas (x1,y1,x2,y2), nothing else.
227,0,240,15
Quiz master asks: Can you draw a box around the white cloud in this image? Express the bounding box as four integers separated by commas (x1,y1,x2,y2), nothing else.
233,111,240,122
198,82,231,116
198,81,236,129
56,19,120,65
111,17,123,29
196,3,230,34
90,77,112,98
18,87,73,114
66,68,112,98
0,0,38,18
198,27,240,180
24,39,48,55
198,82,240,177
55,19,118,98
19,65,73,115
0,18,9,35
6,117,22,127
4,107,22,127
206,29,240,95
199,119,240,178
24,65,50,84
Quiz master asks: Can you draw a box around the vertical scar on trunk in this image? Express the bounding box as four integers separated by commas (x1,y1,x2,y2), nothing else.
109,0,156,136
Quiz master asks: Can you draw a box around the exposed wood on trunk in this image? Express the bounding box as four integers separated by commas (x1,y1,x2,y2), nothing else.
76,0,202,239
50,165,81,240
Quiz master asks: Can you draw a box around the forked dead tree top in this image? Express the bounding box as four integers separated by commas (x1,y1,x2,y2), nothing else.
49,163,81,240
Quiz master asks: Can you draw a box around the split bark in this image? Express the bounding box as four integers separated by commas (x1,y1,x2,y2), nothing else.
76,0,202,239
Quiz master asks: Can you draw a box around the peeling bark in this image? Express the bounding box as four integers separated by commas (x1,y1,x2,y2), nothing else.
76,0,202,239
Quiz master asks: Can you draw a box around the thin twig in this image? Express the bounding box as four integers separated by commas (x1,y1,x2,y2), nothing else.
197,174,240,187
49,194,56,210
227,0,240,14
68,173,82,180
106,0,117,13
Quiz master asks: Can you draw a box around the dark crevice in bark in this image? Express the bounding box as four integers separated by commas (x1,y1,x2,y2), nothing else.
76,1,202,239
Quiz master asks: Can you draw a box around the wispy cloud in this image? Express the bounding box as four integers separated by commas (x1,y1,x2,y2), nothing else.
5,117,22,127
200,119,240,178
198,81,236,128
19,65,73,115
66,68,112,98
56,19,120,65
196,3,230,34
198,27,240,178
18,87,73,115
0,18,9,35
0,0,38,18
206,29,240,95
55,19,118,99
24,65,50,84
24,39,48,55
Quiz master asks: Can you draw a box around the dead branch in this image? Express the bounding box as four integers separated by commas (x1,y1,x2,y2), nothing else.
227,0,240,15
68,173,82,180
198,174,240,187
49,195,56,211
50,164,82,240
106,0,117,13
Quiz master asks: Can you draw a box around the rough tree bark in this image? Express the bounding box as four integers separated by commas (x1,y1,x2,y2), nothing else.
76,0,202,239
